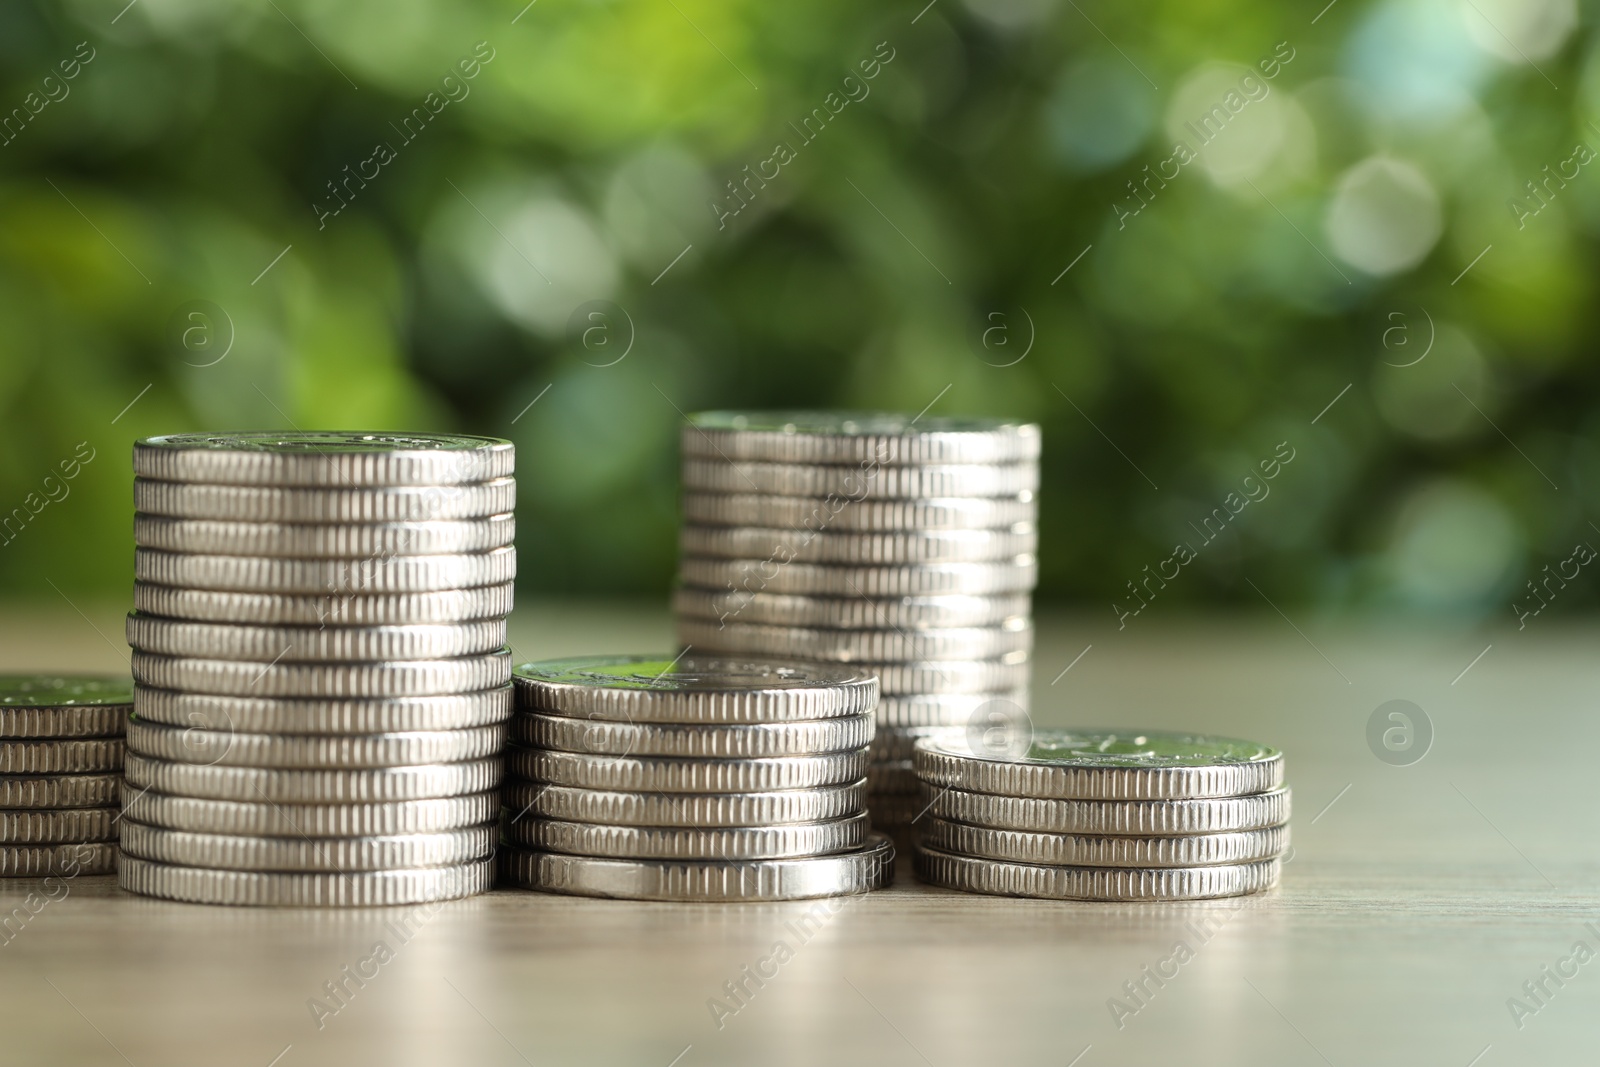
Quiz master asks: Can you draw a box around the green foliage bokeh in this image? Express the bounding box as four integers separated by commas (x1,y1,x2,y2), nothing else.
0,0,1596,626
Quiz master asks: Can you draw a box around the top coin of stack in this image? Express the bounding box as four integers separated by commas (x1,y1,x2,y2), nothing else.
670,412,1041,829
120,432,515,907
0,675,130,878
912,729,1290,900
499,654,895,901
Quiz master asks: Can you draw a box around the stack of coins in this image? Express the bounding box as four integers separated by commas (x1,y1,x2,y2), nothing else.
499,655,896,901
670,412,1040,830
913,729,1291,900
119,432,515,907
0,676,128,877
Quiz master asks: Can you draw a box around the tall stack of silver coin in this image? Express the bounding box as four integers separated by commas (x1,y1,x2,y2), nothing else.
499,655,896,901
0,676,129,878
913,729,1291,900
118,432,515,906
671,412,1041,830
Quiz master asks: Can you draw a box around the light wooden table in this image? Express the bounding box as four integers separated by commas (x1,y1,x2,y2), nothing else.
2,601,1596,1066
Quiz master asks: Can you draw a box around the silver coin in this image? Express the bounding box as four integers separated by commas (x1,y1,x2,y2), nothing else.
120,820,495,872
918,818,1289,868
682,459,1039,499
132,685,511,735
506,813,871,861
676,618,1033,664
914,846,1281,901
512,655,876,723
134,477,517,523
0,808,118,844
0,842,116,877
0,707,126,740
123,790,499,837
673,588,1030,630
130,649,512,698
126,718,507,769
870,725,954,762
504,780,868,827
914,729,1284,800
134,547,516,594
123,752,501,803
134,513,516,558
500,832,894,900
683,412,1041,465
672,585,1024,633
0,774,121,809
876,692,1029,727
117,854,493,906
514,712,873,758
133,432,515,486
126,615,507,663
848,657,1031,696
680,557,1037,597
0,738,124,774
867,760,918,796
509,748,870,793
682,492,1038,533
680,525,1038,565
133,581,515,627
921,785,1292,835
0,675,132,738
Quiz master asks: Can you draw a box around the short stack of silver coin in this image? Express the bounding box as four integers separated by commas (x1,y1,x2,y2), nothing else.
0,676,129,878
118,432,516,906
499,655,896,901
671,412,1041,830
913,729,1291,900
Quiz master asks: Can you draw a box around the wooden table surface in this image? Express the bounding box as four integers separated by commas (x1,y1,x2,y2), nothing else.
1,600,1596,1066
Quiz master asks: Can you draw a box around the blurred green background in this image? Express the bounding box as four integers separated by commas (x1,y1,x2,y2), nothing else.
0,0,1594,624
